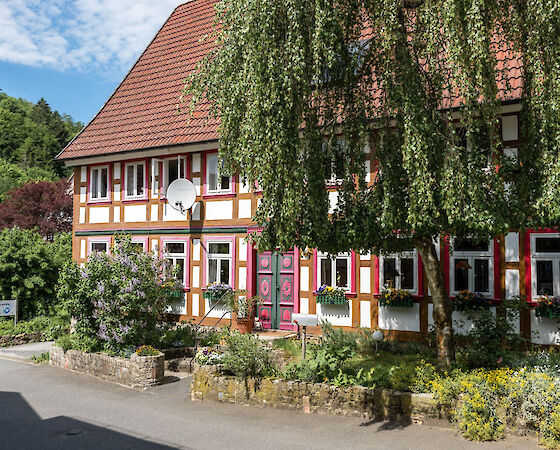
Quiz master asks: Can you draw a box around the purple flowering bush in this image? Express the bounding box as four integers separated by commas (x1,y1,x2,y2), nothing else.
57,235,176,353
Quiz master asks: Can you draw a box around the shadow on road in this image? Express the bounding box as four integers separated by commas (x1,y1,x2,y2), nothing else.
0,391,178,449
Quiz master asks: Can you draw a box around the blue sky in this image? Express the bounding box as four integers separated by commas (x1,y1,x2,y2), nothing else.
0,0,186,124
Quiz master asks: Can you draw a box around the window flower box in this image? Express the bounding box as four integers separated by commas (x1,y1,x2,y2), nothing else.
535,296,560,319
314,285,348,305
203,283,234,302
161,279,183,299
453,290,491,312
379,288,414,308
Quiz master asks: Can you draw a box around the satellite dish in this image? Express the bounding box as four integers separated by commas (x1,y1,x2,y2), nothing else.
167,179,196,213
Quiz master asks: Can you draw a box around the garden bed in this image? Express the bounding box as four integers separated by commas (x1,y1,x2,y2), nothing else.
49,346,164,389
191,365,438,422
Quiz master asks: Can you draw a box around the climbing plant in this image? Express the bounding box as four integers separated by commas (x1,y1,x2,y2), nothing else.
184,0,560,368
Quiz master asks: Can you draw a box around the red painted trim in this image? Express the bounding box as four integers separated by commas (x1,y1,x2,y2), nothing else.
86,236,112,256
443,236,450,292
202,193,236,200
201,235,236,289
160,236,190,289
373,255,380,295
493,238,501,299
122,159,149,201
121,198,150,204
86,201,112,206
87,163,112,203
350,250,357,294
525,231,532,301
294,246,300,313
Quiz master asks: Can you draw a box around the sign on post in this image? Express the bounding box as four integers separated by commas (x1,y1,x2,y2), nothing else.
0,300,18,324
292,313,318,359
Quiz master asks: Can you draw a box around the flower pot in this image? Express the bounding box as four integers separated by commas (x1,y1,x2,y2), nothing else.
236,317,254,334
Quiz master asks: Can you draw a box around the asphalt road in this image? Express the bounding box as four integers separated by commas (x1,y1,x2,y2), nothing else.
0,358,540,450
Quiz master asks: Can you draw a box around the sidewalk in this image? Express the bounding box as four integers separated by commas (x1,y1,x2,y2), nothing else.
0,341,53,361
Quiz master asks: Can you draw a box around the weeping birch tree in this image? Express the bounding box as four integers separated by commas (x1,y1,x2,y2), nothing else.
185,0,560,368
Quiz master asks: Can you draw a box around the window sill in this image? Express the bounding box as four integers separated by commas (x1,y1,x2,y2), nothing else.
87,200,112,205
122,198,149,203
203,193,236,199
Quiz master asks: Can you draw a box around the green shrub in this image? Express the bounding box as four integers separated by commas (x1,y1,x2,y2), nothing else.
0,228,71,319
540,405,560,449
0,313,70,341
158,323,196,349
222,333,274,379
455,389,504,441
55,333,101,353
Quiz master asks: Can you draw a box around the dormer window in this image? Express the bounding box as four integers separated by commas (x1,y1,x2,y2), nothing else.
90,166,110,201
124,161,146,200
206,153,232,194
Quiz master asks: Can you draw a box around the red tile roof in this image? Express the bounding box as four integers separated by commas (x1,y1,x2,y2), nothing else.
58,1,523,161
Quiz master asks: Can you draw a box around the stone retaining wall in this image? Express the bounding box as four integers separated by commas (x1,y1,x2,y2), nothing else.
191,366,437,422
49,346,164,389
0,332,43,347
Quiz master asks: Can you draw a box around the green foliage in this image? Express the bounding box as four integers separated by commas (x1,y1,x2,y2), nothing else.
30,352,50,364
56,235,176,353
0,93,82,181
0,313,70,342
158,323,196,349
456,300,526,369
55,333,100,353
221,332,274,379
0,228,71,319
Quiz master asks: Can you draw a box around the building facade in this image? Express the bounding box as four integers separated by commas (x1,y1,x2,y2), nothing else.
57,1,560,344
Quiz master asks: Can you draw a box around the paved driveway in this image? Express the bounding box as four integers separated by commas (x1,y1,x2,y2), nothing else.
0,358,539,450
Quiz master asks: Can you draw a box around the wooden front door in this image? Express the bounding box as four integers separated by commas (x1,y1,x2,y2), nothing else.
256,251,296,330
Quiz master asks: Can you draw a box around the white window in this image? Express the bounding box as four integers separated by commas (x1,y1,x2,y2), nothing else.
88,240,109,254
318,252,351,290
130,239,146,253
163,241,187,287
322,140,345,184
380,250,418,293
90,166,109,201
207,242,232,285
124,161,146,199
163,156,186,194
450,238,493,296
531,234,560,298
206,153,232,194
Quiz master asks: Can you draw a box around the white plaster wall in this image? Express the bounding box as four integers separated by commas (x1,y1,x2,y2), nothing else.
238,239,247,262
113,162,121,179
239,180,250,194
166,293,186,315
238,199,252,218
328,191,338,214
428,304,497,335
360,267,371,293
79,187,86,203
360,252,371,260
192,239,201,261
192,202,201,220
192,154,201,173
300,266,310,292
531,311,560,345
89,207,110,224
123,205,147,223
206,298,231,319
163,203,186,221
365,160,371,183
113,206,120,222
504,147,518,160
151,204,159,222
360,301,371,328
192,177,201,196
192,293,200,317
378,304,420,332
151,239,158,252
80,166,87,182
238,267,247,290
113,184,120,201
206,200,233,220
80,240,86,259
317,301,352,327
505,269,520,299
502,115,519,141
300,297,309,314
505,232,519,262
192,266,200,288
79,207,86,224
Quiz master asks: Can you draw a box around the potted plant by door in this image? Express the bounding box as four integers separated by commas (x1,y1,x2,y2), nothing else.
230,295,261,334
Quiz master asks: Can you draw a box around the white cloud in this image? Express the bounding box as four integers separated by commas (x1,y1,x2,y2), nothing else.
0,0,187,80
